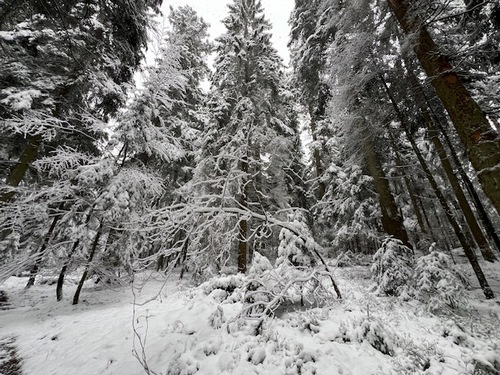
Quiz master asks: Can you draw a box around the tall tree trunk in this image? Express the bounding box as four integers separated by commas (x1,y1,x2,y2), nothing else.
427,99,500,255
308,115,326,199
179,236,190,280
72,222,103,305
362,134,411,248
404,63,500,256
237,155,249,273
381,77,494,298
386,128,428,236
56,240,79,301
388,0,500,216
418,197,441,246
1,134,42,203
25,203,64,289
427,121,497,261
408,130,493,298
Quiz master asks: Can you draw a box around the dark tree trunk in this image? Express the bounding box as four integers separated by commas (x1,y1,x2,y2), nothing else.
408,130,493,298
309,116,326,199
179,237,190,280
72,222,103,305
237,152,249,273
387,129,428,236
56,240,80,301
1,134,42,203
405,65,500,259
388,0,500,216
427,122,497,261
362,135,411,248
427,100,500,255
25,203,63,289
381,77,494,298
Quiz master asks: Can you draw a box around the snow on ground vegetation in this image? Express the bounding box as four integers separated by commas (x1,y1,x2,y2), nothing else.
1,256,500,375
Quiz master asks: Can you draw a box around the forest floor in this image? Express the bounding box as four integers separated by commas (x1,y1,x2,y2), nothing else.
1,254,500,375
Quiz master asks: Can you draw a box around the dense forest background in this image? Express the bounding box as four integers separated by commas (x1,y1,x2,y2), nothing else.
1,0,500,305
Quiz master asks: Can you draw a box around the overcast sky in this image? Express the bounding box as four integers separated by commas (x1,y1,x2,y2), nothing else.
165,0,295,65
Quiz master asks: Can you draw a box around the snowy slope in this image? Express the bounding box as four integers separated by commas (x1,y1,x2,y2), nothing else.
1,263,500,375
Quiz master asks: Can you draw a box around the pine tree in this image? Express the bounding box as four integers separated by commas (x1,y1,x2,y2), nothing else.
0,0,161,202
168,0,302,275
387,0,500,216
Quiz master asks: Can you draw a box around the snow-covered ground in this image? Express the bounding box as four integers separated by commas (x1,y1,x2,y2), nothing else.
1,260,500,375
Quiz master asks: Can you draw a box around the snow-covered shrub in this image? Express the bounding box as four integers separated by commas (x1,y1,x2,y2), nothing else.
240,251,333,321
276,211,317,269
335,316,395,355
208,306,226,329
415,250,468,311
202,273,245,302
335,250,355,267
371,238,414,297
166,352,200,375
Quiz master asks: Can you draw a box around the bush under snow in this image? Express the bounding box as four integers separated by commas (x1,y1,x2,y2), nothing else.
371,238,414,297
415,249,468,310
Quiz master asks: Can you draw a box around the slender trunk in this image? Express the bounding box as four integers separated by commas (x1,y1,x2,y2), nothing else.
72,222,103,305
309,116,326,199
362,134,411,248
405,64,500,257
25,203,64,289
427,123,497,261
429,102,500,255
386,129,427,235
418,197,440,245
56,240,79,301
237,155,249,273
1,134,42,203
179,237,189,280
409,131,492,297
381,77,494,298
388,0,500,216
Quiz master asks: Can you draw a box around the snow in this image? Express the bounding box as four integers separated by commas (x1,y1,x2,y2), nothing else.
1,261,500,375
0,89,43,111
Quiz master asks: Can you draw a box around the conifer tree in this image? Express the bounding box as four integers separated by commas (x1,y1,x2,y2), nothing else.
177,0,301,274
0,0,162,202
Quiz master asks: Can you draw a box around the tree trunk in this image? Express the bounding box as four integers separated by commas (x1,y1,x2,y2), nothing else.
427,99,500,255
25,203,63,289
404,63,500,257
408,130,493,298
381,77,494,298
72,222,103,305
386,128,428,236
179,237,189,279
237,153,249,273
362,134,411,248
1,134,42,203
388,0,500,216
56,240,79,301
418,197,441,245
309,115,326,199
427,121,497,261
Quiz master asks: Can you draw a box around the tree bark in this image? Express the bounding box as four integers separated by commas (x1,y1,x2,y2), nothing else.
388,0,500,216
308,115,326,199
386,128,428,236
362,134,411,248
72,222,103,305
56,240,79,301
1,134,42,203
426,97,500,255
405,65,500,262
408,130,493,298
25,203,64,289
427,120,497,261
381,76,494,298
